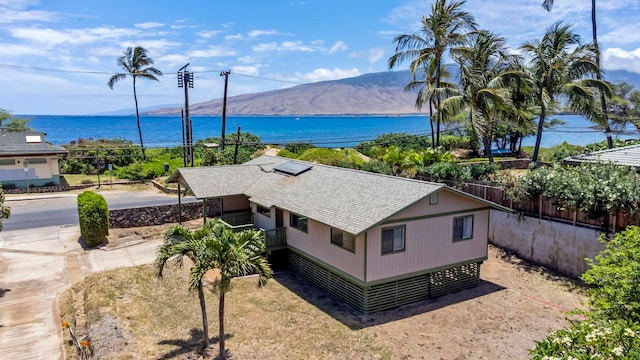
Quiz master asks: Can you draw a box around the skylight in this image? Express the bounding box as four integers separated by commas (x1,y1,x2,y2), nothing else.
25,135,42,143
274,161,312,176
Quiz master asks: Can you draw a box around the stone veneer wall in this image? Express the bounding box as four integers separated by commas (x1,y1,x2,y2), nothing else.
109,199,221,228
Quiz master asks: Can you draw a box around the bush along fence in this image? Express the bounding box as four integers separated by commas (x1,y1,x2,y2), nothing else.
421,162,640,233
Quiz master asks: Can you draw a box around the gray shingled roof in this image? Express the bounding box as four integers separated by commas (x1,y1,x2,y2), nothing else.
169,155,491,235
0,132,68,155
562,144,640,168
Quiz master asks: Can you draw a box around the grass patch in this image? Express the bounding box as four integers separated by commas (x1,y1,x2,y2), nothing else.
60,264,391,359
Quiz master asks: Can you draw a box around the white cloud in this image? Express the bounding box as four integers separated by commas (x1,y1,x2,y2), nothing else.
602,47,640,73
231,65,260,76
295,67,361,82
135,22,164,29
119,39,179,52
10,27,138,47
252,40,320,53
0,43,48,57
248,29,279,37
368,48,385,63
328,41,348,54
187,46,236,58
197,30,222,39
225,33,243,41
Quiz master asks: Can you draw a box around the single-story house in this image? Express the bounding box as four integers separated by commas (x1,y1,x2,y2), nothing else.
562,143,640,169
167,155,508,313
0,132,68,188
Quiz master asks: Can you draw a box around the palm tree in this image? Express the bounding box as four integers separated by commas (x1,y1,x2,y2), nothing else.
542,0,613,148
108,47,162,160
389,0,477,147
520,21,611,166
155,220,272,358
442,31,521,163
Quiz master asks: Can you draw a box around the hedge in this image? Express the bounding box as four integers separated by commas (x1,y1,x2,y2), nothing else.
77,191,109,247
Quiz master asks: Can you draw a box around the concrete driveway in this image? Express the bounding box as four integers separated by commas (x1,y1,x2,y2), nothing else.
0,224,162,359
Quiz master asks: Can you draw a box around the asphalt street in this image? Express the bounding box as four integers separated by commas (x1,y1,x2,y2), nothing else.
3,190,198,231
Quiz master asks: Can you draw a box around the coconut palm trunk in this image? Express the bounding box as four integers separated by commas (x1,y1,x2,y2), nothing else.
198,282,210,347
132,77,146,159
591,0,614,148
218,290,226,359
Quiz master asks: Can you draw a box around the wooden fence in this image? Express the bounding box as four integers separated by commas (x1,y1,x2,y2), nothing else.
434,178,638,232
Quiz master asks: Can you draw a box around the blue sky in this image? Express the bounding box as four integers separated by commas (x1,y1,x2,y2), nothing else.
1,0,639,115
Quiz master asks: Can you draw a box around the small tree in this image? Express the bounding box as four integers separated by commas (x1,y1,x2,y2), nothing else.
77,191,109,247
0,185,11,231
155,220,271,358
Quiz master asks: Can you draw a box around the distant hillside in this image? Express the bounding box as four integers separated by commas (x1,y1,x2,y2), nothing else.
147,71,422,116
146,68,640,116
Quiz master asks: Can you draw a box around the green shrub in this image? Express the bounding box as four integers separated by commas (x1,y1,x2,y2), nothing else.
297,148,351,165
77,191,109,247
276,149,297,159
439,135,472,150
284,142,315,155
420,162,471,181
468,163,498,180
356,133,431,156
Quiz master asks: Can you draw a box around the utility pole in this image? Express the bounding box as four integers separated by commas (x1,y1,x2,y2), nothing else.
178,63,194,167
233,126,241,164
180,109,187,167
220,70,230,151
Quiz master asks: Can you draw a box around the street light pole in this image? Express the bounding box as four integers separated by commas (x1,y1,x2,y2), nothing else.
220,70,230,151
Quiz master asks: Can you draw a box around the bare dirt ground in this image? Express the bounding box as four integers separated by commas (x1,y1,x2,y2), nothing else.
62,220,586,360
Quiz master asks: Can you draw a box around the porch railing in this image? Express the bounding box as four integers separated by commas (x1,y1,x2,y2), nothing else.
264,227,287,248
220,212,253,227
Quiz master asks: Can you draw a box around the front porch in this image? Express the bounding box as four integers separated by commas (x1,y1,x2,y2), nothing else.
217,211,287,250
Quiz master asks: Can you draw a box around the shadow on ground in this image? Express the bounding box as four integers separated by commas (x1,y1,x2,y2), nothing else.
0,288,10,297
273,271,505,330
156,328,234,360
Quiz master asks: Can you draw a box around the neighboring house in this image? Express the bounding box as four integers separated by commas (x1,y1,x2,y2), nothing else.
167,155,508,313
563,143,640,168
0,132,68,188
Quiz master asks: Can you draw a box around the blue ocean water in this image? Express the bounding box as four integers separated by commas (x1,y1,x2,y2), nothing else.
19,114,639,148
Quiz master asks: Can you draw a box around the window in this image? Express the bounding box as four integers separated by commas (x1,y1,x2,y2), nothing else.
256,204,271,218
0,159,15,166
27,158,46,165
453,215,474,241
382,225,405,254
331,228,355,252
290,213,308,233
429,193,438,205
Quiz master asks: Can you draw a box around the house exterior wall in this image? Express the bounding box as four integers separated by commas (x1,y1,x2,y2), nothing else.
284,210,365,281
222,195,250,212
0,156,62,187
251,202,275,230
365,192,489,282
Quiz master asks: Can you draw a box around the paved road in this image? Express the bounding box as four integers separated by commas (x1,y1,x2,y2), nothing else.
3,191,198,231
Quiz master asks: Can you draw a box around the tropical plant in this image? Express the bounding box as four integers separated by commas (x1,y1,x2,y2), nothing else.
530,226,640,358
543,0,614,149
356,133,431,156
155,220,271,358
0,109,33,132
388,0,477,147
443,30,523,163
582,226,640,322
520,21,611,166
77,191,109,247
108,47,163,160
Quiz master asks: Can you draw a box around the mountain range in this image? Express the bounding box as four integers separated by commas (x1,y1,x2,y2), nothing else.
145,69,640,116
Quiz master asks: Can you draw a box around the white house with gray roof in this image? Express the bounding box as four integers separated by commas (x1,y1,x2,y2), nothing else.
167,155,505,313
0,132,68,189
563,143,640,168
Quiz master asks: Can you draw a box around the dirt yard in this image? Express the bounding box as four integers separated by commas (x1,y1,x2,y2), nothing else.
62,225,586,360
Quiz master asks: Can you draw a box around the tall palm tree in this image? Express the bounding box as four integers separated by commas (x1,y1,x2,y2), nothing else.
520,21,611,166
542,0,613,148
108,47,162,160
155,220,271,358
442,31,521,163
403,57,456,148
389,0,477,147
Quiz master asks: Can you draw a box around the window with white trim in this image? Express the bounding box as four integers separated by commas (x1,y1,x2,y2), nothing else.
382,225,405,254
290,213,308,233
256,204,271,218
453,215,474,241
331,228,355,252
